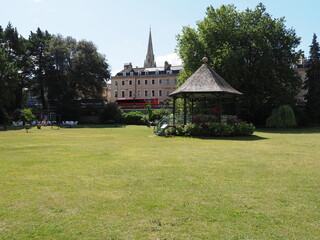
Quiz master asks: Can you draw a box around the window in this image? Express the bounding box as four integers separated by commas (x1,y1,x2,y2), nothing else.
130,72,134,76
144,90,148,97
158,89,162,97
115,81,118,86
122,81,125,86
166,79,170,85
152,79,155,84
145,79,148,85
138,80,141,85
174,78,178,85
129,91,132,97
151,90,155,97
129,80,132,85
166,70,173,74
138,71,141,75
121,91,125,98
166,90,170,96
155,70,159,75
158,79,162,84
137,90,140,97
114,91,118,98
123,72,126,76
145,70,149,75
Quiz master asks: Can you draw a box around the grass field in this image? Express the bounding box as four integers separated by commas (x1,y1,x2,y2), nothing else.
0,125,319,239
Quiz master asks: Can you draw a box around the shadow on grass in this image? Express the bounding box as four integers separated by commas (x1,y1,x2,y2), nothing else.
257,127,320,134
72,124,126,129
193,134,268,141
0,124,126,131
0,126,24,131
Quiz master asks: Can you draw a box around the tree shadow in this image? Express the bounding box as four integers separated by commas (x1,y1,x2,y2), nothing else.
192,134,268,141
0,124,126,131
256,127,320,134
72,124,126,129
0,126,24,131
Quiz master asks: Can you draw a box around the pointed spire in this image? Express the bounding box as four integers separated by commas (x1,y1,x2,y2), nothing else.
144,28,156,68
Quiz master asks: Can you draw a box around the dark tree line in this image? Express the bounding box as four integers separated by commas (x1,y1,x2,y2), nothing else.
304,34,320,123
0,23,110,123
176,3,302,124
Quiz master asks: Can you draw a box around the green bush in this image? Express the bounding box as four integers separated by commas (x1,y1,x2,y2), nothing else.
175,125,186,136
21,108,35,123
123,111,147,125
156,121,255,137
266,105,297,128
233,122,255,136
150,109,171,122
99,103,123,123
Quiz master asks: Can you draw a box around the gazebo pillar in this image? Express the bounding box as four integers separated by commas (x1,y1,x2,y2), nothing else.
218,93,223,122
191,99,194,123
183,94,187,125
173,96,176,124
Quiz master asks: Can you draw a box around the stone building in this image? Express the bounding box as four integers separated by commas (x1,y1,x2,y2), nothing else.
292,56,308,104
110,29,183,105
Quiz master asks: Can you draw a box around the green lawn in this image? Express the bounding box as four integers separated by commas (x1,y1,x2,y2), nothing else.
0,125,319,239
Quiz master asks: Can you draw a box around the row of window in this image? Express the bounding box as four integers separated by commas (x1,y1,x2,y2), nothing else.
114,89,171,98
115,79,178,86
122,70,176,76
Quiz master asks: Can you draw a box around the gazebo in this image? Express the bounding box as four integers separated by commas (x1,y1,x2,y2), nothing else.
169,58,242,125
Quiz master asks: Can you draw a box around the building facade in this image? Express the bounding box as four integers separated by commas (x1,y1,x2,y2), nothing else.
110,29,183,105
292,56,308,104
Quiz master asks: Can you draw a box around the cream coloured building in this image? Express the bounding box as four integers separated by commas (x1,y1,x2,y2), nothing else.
110,30,183,105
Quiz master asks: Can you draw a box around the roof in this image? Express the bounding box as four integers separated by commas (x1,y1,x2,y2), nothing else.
113,65,183,77
169,63,242,97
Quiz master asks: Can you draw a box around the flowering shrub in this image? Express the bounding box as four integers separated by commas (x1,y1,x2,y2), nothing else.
212,106,224,118
157,121,255,137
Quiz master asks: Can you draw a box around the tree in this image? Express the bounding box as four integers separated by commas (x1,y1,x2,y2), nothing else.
2,23,31,110
0,47,18,123
176,3,301,124
28,28,52,109
304,34,320,123
0,23,30,123
266,105,297,128
99,103,123,123
45,35,110,119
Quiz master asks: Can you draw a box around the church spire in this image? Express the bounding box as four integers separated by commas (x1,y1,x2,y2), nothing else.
144,28,156,68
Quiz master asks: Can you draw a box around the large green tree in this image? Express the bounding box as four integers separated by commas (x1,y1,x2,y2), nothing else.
0,23,29,123
304,34,320,123
176,3,301,123
28,28,52,109
45,35,110,119
2,23,30,109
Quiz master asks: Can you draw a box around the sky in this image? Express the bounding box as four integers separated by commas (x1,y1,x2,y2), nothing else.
1,0,319,76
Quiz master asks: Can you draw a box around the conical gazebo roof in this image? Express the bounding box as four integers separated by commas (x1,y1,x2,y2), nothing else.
169,62,242,98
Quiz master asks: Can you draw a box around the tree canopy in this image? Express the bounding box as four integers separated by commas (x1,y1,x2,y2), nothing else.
176,3,301,123
304,34,320,123
0,23,110,123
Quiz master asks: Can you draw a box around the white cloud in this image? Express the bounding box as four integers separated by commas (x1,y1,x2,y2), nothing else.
155,53,182,67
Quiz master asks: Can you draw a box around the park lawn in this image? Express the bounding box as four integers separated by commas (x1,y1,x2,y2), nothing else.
0,125,319,239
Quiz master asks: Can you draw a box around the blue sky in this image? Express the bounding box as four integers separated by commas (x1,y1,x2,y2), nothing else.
1,0,319,75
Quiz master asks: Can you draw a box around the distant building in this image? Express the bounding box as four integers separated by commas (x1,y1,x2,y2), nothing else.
292,56,309,104
110,29,183,105
102,82,112,102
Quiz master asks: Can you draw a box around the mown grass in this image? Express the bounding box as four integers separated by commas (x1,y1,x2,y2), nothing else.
0,125,319,239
